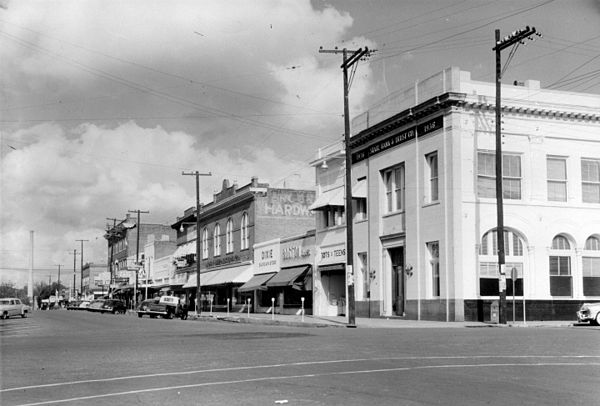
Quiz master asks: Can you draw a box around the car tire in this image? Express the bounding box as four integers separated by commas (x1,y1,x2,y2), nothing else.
1,312,7,319
594,312,600,326
138,313,143,318
21,312,27,318
165,312,172,319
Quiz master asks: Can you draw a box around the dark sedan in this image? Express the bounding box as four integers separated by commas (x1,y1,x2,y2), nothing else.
100,299,127,314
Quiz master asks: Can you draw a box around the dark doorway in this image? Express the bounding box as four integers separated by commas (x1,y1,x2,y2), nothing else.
389,247,404,316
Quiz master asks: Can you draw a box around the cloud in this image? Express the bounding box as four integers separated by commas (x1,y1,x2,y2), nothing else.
0,0,376,286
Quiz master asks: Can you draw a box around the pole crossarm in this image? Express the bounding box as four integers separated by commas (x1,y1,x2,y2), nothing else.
493,26,540,52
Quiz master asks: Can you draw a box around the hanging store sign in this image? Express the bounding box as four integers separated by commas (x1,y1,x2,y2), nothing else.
352,115,443,163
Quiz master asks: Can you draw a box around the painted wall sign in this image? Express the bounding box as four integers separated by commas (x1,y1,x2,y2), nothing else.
259,190,315,218
352,115,444,163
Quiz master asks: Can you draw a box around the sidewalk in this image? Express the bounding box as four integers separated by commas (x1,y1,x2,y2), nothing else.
184,310,578,329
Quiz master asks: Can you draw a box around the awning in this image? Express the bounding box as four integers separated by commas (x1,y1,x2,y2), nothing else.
238,272,276,292
173,242,196,258
309,187,344,210
266,265,311,287
203,264,254,286
182,272,215,288
352,179,367,199
318,264,345,273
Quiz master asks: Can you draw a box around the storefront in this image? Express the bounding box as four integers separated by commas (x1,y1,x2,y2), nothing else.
240,233,315,314
314,243,346,316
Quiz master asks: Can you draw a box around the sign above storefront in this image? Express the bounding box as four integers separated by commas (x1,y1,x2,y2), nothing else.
281,234,315,268
254,239,280,274
352,115,444,163
317,243,346,266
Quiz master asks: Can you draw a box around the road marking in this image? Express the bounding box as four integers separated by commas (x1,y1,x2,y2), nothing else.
2,355,600,393
11,361,600,406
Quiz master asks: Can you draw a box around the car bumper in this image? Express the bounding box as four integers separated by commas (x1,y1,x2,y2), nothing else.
577,311,592,323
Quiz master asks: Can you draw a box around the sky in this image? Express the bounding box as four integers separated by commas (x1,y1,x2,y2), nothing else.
1,0,599,287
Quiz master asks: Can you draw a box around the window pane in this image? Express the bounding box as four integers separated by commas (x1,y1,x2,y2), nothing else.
430,178,439,201
503,155,521,177
548,181,567,202
547,158,566,180
582,184,600,203
559,256,571,275
512,233,523,256
582,160,600,182
503,179,521,200
477,177,496,198
585,237,600,251
583,257,600,277
552,235,570,250
478,153,495,176
549,256,559,275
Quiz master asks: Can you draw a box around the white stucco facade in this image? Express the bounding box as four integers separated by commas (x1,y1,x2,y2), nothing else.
342,67,600,321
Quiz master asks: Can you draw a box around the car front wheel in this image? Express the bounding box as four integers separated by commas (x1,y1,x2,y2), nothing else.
21,312,27,318
594,312,600,326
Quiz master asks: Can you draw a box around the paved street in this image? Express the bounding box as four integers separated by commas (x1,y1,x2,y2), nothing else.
1,310,599,406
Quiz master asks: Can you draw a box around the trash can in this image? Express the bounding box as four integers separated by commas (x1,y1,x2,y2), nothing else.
490,300,499,323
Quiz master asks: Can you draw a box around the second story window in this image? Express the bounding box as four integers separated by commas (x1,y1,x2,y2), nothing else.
213,224,221,257
425,152,439,203
241,213,249,250
547,156,567,202
477,152,522,200
202,227,208,259
382,164,405,213
582,158,600,203
226,218,234,253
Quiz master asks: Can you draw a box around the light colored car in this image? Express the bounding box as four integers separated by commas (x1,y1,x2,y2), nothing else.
0,298,31,319
577,302,600,325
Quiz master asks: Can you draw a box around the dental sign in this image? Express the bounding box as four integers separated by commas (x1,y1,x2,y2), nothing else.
352,116,443,163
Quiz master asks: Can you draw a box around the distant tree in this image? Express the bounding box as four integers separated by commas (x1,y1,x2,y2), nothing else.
0,282,18,297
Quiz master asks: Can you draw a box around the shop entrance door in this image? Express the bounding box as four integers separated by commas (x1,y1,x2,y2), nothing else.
389,247,404,316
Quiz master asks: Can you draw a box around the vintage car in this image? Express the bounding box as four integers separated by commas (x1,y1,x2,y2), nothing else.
86,299,106,312
136,298,160,318
0,298,31,319
140,295,188,320
576,302,600,325
99,299,127,314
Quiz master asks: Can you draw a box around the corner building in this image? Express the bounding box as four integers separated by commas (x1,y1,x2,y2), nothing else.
345,67,600,321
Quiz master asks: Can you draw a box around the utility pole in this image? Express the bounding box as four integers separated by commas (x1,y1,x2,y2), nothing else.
76,239,89,297
182,170,212,315
319,46,372,327
128,209,149,310
29,230,34,308
493,26,540,324
106,218,123,297
56,264,63,299
69,249,79,298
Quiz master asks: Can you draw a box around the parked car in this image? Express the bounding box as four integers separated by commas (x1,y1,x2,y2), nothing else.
0,298,30,319
577,302,600,325
100,299,127,314
86,299,106,312
66,301,81,310
78,300,91,310
142,296,188,320
136,298,160,318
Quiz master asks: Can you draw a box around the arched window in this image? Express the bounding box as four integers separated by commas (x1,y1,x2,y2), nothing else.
240,213,249,250
549,234,572,297
202,228,208,259
478,229,524,296
213,224,221,257
583,236,600,296
226,218,234,253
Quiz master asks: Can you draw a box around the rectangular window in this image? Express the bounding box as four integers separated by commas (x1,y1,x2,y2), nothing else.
426,152,439,203
382,164,405,213
355,198,367,221
583,257,600,296
549,256,572,296
477,152,521,200
582,159,600,203
547,157,567,201
427,241,440,297
323,206,344,228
